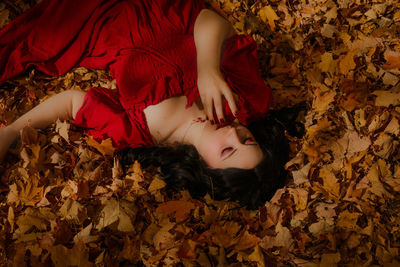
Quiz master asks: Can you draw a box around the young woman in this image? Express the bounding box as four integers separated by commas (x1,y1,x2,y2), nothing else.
0,0,290,208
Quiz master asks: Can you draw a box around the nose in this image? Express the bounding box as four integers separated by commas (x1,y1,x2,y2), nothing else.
227,126,243,145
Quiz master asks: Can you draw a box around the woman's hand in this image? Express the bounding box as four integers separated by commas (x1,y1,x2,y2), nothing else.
197,68,238,124
194,9,237,124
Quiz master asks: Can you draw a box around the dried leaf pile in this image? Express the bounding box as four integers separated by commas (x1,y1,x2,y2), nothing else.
1,0,400,266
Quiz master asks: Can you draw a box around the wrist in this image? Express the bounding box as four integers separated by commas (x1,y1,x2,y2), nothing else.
7,124,21,139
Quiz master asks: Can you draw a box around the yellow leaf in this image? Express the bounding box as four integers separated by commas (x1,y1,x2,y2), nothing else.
95,198,136,232
85,136,115,156
320,253,341,266
319,166,340,198
234,230,260,251
148,176,166,192
259,5,279,31
373,91,400,107
247,245,265,267
339,51,356,74
8,206,15,233
156,200,196,223
336,210,361,231
55,119,70,143
394,10,400,20
319,52,334,72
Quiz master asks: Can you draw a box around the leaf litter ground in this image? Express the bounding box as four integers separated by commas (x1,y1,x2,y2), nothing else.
1,0,400,266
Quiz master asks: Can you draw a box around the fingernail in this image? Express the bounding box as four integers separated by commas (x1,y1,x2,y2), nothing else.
211,120,215,125
220,118,225,124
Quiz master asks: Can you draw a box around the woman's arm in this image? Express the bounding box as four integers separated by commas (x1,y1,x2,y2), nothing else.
0,90,86,162
194,9,238,124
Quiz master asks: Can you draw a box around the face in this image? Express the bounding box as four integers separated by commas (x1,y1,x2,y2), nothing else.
194,120,263,169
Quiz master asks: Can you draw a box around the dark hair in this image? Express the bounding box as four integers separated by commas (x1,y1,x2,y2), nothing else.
118,107,303,209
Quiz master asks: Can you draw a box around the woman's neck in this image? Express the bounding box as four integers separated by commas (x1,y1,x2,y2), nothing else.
143,96,206,146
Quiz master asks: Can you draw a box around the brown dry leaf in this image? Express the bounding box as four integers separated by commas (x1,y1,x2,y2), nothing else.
260,223,293,250
339,51,356,75
15,207,56,235
156,200,196,223
291,162,311,185
312,90,336,113
8,206,15,233
55,119,70,143
247,245,265,267
73,223,99,244
85,136,115,156
259,5,279,31
95,197,136,232
177,239,198,259
336,210,361,232
50,242,92,267
319,166,340,198
320,253,341,266
148,176,166,192
7,176,44,207
373,91,400,107
234,229,260,251
119,235,140,263
210,220,241,248
319,52,334,73
59,198,87,224
382,50,400,70
153,221,176,251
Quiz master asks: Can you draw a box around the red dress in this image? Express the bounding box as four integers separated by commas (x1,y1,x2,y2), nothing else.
0,0,271,151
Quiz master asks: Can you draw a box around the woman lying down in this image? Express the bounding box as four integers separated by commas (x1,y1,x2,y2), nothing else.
0,0,292,209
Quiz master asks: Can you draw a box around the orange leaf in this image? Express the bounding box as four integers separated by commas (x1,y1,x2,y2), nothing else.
85,136,115,156
156,200,196,222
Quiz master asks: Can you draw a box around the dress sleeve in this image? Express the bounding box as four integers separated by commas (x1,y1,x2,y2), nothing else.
220,34,272,125
0,0,118,84
163,0,207,34
72,87,152,151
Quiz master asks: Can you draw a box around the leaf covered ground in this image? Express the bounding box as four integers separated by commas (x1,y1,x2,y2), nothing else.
1,0,400,266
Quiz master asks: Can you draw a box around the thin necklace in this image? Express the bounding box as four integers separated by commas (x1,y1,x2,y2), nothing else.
181,119,198,143
181,117,206,143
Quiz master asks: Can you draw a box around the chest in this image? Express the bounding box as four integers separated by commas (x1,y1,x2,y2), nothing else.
143,95,189,144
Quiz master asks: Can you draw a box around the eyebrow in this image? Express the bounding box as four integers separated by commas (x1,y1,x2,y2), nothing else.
222,144,258,161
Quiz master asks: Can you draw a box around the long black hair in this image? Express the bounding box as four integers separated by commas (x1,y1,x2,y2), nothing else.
118,107,304,209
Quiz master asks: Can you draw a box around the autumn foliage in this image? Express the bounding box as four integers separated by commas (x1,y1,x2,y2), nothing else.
1,0,400,266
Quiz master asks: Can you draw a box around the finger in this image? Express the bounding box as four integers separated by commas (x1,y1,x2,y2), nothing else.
205,97,215,124
213,95,224,124
219,82,239,116
223,90,239,117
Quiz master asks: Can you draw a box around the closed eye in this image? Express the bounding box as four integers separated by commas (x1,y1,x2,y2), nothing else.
221,147,233,158
244,137,256,144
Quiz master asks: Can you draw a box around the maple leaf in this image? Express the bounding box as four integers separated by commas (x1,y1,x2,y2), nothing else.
339,51,356,75
59,198,87,224
210,221,241,248
259,5,279,31
156,200,196,223
55,119,70,143
85,136,115,156
95,197,136,232
50,242,92,267
260,223,293,250
7,176,44,207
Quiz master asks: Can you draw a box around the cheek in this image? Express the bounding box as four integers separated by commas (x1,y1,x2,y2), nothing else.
198,142,220,164
196,135,224,166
